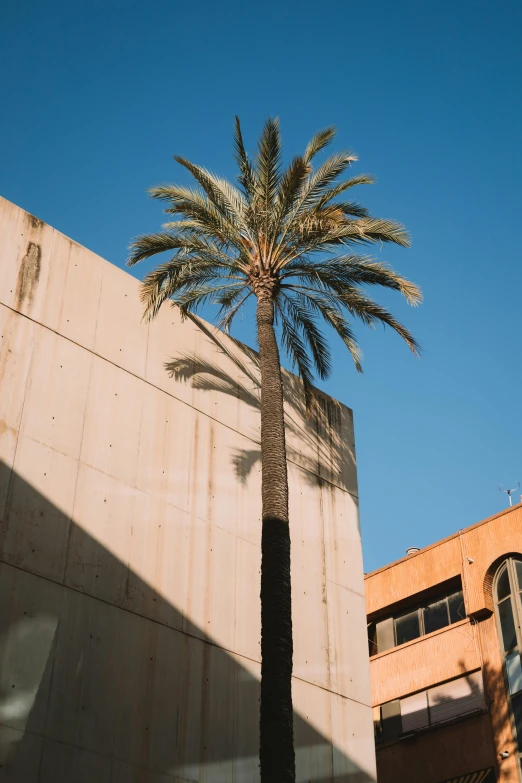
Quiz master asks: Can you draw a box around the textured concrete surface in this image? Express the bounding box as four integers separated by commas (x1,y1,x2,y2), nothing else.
0,196,374,781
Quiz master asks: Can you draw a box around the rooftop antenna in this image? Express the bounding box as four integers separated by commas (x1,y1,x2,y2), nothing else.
499,482,520,507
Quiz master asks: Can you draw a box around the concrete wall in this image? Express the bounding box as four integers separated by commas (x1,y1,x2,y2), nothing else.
0,196,375,782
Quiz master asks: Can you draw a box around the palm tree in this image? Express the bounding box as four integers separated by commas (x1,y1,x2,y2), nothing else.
128,118,421,783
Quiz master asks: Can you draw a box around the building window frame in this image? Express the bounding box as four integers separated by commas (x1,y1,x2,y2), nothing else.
395,588,466,644
369,586,466,656
494,558,522,778
374,670,487,745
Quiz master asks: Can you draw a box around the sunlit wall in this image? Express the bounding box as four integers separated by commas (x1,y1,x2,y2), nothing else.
0,196,375,782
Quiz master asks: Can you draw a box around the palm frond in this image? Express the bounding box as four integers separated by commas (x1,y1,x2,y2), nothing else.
277,307,316,411
269,155,310,254
148,184,245,248
280,285,363,372
129,230,250,275
281,256,422,305
217,288,253,333
234,116,257,198
337,288,421,355
272,151,358,261
298,151,358,211
278,293,332,380
333,217,411,247
312,174,376,210
173,157,250,236
138,252,245,320
174,281,246,315
332,202,370,218
161,219,211,231
128,230,210,265
138,259,185,321
303,126,337,164
255,117,282,248
286,282,420,356
277,214,411,268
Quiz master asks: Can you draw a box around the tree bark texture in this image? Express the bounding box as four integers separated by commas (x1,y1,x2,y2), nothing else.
257,293,296,783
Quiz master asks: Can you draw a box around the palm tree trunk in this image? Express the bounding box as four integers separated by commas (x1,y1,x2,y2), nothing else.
256,292,296,783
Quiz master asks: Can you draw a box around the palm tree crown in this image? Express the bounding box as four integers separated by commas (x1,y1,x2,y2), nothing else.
128,117,421,406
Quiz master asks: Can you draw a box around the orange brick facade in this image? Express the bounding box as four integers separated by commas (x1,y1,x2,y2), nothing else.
365,504,522,783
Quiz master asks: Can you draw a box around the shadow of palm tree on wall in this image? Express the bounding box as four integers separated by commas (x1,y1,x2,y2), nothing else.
431,656,513,751
377,656,513,783
165,315,356,493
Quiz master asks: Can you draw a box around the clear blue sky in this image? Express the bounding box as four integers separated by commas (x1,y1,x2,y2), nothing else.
2,0,521,572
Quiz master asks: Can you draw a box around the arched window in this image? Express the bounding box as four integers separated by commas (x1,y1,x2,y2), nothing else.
495,558,522,767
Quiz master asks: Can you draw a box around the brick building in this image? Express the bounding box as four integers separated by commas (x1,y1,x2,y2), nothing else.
365,503,522,783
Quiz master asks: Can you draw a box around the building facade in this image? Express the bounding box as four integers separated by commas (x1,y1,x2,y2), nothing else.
366,503,522,783
0,196,375,782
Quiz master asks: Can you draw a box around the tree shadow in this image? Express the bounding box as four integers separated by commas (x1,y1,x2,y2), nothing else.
376,657,513,783
0,460,372,782
165,315,356,494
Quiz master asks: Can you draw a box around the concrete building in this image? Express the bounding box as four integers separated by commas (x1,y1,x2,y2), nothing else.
365,503,522,783
0,196,375,782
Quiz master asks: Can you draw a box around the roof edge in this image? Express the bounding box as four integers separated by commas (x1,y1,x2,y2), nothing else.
365,502,522,580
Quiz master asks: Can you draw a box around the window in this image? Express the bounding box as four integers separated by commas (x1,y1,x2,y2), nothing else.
428,671,485,725
401,690,429,732
499,599,517,652
448,591,466,623
424,598,450,635
367,622,378,657
374,672,486,744
506,652,522,696
381,700,401,743
370,585,466,655
395,610,421,645
494,558,522,769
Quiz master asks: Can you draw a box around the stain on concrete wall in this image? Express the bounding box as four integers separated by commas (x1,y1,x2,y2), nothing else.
15,242,41,311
